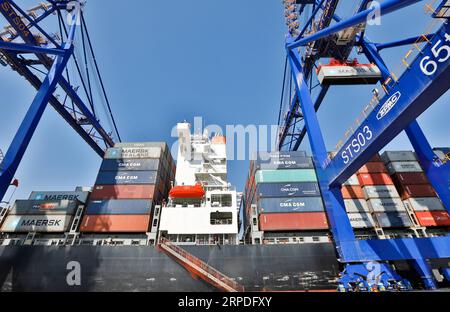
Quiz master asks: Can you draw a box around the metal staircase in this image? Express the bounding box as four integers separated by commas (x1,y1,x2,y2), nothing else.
158,237,244,292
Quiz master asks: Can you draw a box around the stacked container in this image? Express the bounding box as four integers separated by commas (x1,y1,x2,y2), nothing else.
80,142,175,233
0,190,89,233
245,151,329,233
342,173,375,231
357,153,413,229
433,147,450,163
382,151,450,228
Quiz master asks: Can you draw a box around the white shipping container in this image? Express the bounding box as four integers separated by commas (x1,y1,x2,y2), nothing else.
403,197,446,212
1,215,73,233
387,161,423,174
434,150,447,160
344,175,360,186
363,185,400,200
344,199,370,213
381,151,417,163
347,213,376,229
367,198,406,212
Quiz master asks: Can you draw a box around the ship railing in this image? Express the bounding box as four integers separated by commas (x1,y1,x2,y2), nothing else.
159,237,244,292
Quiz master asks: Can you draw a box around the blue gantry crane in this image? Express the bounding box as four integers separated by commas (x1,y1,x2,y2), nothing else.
279,0,450,290
0,0,120,203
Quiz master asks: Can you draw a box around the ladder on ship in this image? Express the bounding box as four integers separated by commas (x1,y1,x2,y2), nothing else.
0,149,4,164
158,237,244,292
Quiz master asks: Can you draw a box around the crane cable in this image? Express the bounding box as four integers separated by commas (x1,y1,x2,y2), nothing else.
81,13,122,142
56,9,96,117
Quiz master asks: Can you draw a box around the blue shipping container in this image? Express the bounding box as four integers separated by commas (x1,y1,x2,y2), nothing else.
95,171,158,185
258,197,325,213
374,212,413,228
256,182,320,197
86,199,153,215
100,159,160,172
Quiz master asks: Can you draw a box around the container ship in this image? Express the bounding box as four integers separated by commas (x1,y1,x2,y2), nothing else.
0,122,449,291
0,0,450,293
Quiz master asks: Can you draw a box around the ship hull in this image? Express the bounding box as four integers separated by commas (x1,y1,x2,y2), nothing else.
0,243,340,292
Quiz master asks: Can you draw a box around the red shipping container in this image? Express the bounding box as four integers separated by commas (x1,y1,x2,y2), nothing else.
357,173,394,186
415,211,450,227
259,213,329,231
398,184,436,200
80,215,150,232
358,162,388,174
368,154,383,163
391,172,429,185
342,185,365,199
90,185,155,200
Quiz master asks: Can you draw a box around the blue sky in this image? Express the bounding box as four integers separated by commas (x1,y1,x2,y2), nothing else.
1,0,449,202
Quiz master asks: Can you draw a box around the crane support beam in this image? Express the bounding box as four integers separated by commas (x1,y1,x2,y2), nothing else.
406,122,450,213
0,41,65,55
0,0,115,149
326,22,450,186
291,85,329,150
376,34,434,50
288,22,450,269
0,10,80,202
287,0,422,50
288,48,356,255
0,47,105,157
362,37,450,214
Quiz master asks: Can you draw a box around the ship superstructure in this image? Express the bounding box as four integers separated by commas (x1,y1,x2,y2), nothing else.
159,122,238,245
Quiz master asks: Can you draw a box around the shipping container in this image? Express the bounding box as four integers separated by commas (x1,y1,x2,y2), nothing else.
367,198,406,212
10,200,79,215
29,191,89,203
95,171,158,185
358,162,388,174
434,149,447,160
114,142,168,151
368,153,383,163
343,175,360,186
1,215,73,233
347,213,376,229
90,185,156,200
255,157,314,170
341,185,365,199
414,211,450,227
256,182,321,198
357,173,394,186
403,197,445,212
105,147,163,159
381,151,417,163
397,184,436,200
86,200,152,215
100,159,161,172
258,197,325,213
391,172,429,185
374,212,413,228
255,169,317,183
79,215,151,233
344,199,370,213
259,212,329,231
386,161,423,174
362,185,400,199
254,151,307,161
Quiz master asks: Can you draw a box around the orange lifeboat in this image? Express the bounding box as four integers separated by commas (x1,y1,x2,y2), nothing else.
169,183,205,199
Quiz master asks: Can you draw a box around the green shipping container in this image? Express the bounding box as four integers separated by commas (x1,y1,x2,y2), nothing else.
255,169,318,183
